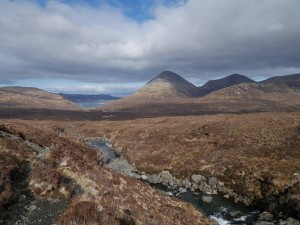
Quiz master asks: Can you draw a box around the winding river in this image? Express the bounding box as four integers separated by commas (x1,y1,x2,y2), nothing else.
86,138,260,225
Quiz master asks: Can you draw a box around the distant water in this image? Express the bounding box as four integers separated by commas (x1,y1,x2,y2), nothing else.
76,100,110,109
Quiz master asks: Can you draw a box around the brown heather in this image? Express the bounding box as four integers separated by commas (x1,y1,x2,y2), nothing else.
72,112,300,218
0,120,212,225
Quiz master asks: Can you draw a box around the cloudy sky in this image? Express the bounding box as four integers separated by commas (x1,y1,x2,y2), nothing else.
0,0,300,95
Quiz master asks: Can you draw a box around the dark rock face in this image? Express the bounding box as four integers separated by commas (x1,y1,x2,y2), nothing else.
198,73,255,96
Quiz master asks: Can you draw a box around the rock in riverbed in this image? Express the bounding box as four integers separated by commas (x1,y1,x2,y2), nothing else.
148,174,160,184
141,175,148,180
208,177,218,186
201,195,212,203
191,174,203,184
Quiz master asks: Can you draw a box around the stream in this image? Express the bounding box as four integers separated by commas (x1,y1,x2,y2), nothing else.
86,138,261,225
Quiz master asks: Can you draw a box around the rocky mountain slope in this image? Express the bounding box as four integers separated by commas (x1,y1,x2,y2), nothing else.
0,87,79,110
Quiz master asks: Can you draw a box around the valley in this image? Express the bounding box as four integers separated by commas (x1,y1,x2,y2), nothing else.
0,72,300,225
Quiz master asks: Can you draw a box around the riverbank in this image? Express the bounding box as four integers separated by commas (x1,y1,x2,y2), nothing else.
85,138,261,225
77,112,300,224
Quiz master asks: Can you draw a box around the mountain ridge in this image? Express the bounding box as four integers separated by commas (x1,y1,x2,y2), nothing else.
198,73,255,96
261,73,300,87
105,71,300,111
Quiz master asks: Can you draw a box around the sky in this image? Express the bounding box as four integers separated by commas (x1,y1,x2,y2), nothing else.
0,0,300,95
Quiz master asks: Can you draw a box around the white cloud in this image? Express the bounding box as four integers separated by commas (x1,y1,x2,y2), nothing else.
0,0,300,86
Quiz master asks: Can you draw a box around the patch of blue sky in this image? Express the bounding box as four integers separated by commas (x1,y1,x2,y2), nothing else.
30,0,187,22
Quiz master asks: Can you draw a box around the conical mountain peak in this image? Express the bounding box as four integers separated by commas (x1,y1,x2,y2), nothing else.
136,71,199,98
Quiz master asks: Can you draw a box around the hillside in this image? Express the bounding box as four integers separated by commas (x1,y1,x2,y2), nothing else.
198,73,255,96
0,86,79,110
0,120,212,225
204,82,300,101
261,73,300,88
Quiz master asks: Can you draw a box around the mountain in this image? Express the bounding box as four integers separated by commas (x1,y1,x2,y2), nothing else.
261,73,300,88
0,86,79,110
202,82,300,109
105,71,300,113
198,73,255,96
205,82,300,98
59,93,120,103
133,71,200,98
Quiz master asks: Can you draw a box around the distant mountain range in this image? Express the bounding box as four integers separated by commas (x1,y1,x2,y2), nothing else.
106,71,300,111
59,93,120,103
123,71,300,98
128,71,258,99
1,72,300,112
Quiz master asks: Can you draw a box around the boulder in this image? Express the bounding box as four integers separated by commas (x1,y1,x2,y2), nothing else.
148,174,160,184
115,147,124,156
201,195,212,203
179,187,187,194
218,181,224,187
159,171,174,183
181,179,192,189
141,175,148,180
191,174,203,184
208,177,218,186
27,205,37,211
131,173,141,179
258,212,274,222
229,211,242,217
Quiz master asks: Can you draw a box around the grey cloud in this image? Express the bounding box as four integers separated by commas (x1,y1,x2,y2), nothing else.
0,0,300,85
